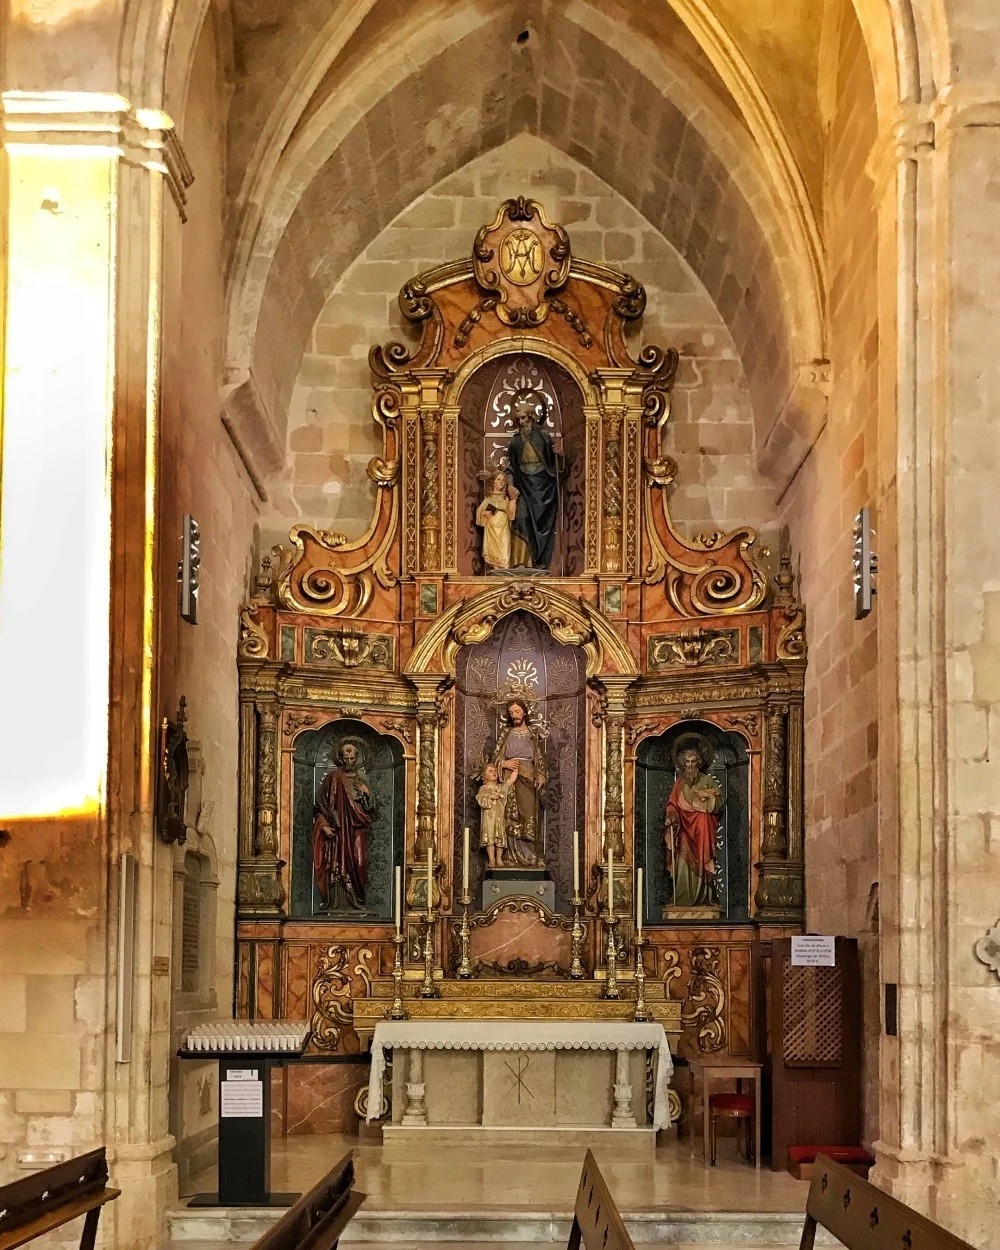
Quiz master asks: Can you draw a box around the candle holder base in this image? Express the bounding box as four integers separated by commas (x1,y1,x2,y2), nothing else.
603,915,621,1000
457,893,473,979
417,912,439,999
569,895,586,979
632,933,650,1022
389,931,408,1020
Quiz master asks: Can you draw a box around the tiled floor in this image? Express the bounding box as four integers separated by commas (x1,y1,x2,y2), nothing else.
180,1130,810,1214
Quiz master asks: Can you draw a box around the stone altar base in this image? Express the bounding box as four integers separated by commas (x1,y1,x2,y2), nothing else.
388,1047,652,1139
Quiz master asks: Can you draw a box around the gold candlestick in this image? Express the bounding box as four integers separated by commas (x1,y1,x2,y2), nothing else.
633,932,650,1021
569,893,585,979
457,891,473,979
604,914,621,999
390,930,407,1020
418,910,438,998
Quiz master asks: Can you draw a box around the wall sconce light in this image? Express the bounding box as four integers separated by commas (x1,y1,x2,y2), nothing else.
853,506,877,620
178,514,201,624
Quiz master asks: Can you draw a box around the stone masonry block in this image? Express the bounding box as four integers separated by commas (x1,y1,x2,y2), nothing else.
0,976,27,1032
3,1034,82,1090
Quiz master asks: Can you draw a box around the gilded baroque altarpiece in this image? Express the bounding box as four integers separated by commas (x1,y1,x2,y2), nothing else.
235,201,807,1098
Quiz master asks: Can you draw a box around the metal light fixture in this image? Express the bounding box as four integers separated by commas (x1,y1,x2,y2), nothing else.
853,506,877,620
179,513,201,624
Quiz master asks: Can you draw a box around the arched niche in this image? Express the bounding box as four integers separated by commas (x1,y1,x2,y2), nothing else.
635,718,750,925
451,608,588,911
457,352,587,577
288,718,404,922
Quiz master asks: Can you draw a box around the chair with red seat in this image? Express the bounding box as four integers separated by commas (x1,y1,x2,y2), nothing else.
708,1091,756,1166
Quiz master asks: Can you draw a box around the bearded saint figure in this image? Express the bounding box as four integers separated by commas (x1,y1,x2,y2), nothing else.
491,697,547,867
664,741,724,908
312,739,374,912
506,389,562,569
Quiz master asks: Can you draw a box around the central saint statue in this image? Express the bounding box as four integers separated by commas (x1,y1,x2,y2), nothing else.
489,697,548,867
506,389,562,569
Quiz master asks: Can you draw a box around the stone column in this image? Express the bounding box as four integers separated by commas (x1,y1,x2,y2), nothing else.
402,1048,428,1126
0,94,191,1249
611,1047,636,1128
866,76,1000,1243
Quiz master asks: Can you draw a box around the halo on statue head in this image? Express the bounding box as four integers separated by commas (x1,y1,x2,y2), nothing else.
672,732,715,771
509,382,550,426
331,735,368,768
488,680,549,739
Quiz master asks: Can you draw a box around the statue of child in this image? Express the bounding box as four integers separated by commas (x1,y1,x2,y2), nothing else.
476,762,512,868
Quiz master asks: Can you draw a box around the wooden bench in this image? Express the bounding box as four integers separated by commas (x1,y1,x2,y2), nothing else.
800,1153,976,1250
568,1149,634,1250
0,1149,120,1250
250,1152,365,1250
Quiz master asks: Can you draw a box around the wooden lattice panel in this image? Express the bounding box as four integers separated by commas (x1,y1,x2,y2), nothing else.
781,959,843,1065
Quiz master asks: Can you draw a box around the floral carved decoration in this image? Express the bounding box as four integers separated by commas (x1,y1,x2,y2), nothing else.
310,946,354,1052
680,946,727,1052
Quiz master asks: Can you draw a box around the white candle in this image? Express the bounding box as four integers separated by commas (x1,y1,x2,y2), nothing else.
573,829,580,897
426,845,434,914
394,865,402,935
636,867,643,939
462,826,470,895
607,840,615,922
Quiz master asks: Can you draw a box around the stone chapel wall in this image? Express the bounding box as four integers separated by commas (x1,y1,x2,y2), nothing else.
158,12,258,1191
263,136,778,556
778,0,881,1142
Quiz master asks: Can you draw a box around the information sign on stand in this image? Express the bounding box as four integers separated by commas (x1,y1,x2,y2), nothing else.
791,935,836,967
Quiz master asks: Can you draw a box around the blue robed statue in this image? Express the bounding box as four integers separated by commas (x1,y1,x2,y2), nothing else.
506,388,562,569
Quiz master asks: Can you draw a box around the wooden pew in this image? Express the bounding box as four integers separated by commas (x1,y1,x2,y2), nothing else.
800,1153,976,1250
0,1148,120,1250
250,1152,365,1250
567,1149,634,1250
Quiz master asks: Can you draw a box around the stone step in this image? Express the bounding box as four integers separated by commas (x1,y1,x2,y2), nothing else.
165,1206,828,1245
162,1243,799,1250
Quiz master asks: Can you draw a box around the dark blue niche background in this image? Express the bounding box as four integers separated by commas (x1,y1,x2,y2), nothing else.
635,720,750,925
290,719,403,921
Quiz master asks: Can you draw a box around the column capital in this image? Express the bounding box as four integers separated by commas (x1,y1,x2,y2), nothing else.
1,90,193,221
866,104,936,201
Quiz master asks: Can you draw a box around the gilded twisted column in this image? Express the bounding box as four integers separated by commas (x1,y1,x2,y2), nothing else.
237,702,285,915
754,702,801,921
420,410,441,569
599,681,631,864
761,704,787,858
602,407,624,573
415,702,438,860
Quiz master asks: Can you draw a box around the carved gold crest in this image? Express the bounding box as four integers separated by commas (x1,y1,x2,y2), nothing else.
473,197,570,327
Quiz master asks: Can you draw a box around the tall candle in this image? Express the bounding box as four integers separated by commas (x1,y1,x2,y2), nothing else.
462,826,470,895
607,840,615,922
636,867,643,939
426,845,434,914
572,829,580,897
395,865,402,934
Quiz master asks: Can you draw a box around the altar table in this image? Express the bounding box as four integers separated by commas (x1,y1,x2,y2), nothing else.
367,1020,674,1139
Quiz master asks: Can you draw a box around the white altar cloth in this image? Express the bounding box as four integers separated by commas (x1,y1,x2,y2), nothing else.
367,1020,674,1129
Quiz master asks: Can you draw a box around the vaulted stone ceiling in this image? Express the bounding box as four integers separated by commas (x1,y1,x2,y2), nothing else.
219,0,857,483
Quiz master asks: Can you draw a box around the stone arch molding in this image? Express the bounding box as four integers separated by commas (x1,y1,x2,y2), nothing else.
222,0,822,435
403,581,640,683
